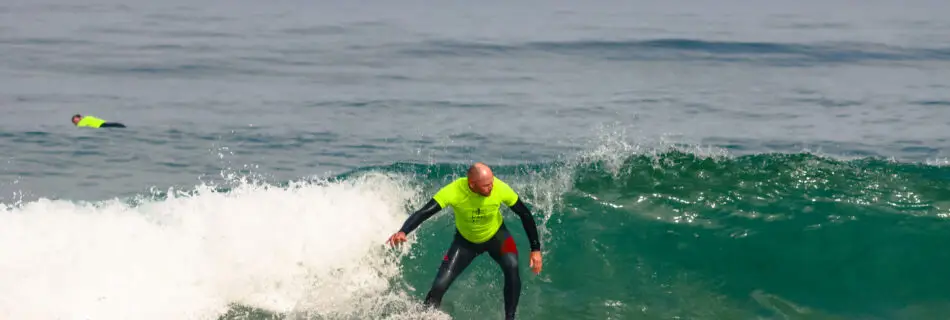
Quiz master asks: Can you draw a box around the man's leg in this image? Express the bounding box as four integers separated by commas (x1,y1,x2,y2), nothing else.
425,233,479,309
100,122,126,128
487,225,521,320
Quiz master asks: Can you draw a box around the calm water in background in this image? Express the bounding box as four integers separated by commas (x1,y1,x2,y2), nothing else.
3,0,950,319
3,0,949,202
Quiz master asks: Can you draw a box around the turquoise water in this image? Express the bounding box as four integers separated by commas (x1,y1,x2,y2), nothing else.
3,1,950,319
328,150,950,320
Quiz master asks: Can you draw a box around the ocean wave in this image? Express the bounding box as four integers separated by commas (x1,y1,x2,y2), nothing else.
4,137,950,319
399,38,950,65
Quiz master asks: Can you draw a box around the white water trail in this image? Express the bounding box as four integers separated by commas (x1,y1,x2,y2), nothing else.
0,172,448,320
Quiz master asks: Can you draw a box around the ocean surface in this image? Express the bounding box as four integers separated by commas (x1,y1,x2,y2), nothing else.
3,0,950,319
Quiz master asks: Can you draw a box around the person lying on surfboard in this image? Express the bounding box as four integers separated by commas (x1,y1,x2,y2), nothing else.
71,114,126,128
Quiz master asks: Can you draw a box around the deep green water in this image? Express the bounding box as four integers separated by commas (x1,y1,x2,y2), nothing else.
195,150,950,320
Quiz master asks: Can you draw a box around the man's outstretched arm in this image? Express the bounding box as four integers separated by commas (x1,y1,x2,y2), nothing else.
388,199,443,246
509,199,541,252
509,198,543,274
399,198,443,235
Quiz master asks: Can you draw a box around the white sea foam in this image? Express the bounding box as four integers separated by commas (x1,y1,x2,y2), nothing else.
0,172,448,320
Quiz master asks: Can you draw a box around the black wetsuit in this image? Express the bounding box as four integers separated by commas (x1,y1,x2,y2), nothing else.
100,122,126,128
399,198,541,320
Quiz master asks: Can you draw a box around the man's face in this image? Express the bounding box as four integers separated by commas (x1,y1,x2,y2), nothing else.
468,176,493,196
72,116,81,125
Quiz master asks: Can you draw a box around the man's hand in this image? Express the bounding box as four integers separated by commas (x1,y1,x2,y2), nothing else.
387,231,407,247
529,250,543,274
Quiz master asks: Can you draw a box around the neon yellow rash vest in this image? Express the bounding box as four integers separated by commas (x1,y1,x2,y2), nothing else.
432,177,519,243
76,116,106,128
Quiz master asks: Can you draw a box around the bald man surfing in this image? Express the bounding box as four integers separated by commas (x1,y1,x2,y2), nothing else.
387,162,542,320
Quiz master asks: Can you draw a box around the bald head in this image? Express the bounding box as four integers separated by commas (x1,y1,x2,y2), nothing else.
467,162,494,196
468,162,493,180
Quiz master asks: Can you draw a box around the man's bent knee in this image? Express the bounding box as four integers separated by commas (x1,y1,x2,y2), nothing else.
431,276,452,295
499,254,519,273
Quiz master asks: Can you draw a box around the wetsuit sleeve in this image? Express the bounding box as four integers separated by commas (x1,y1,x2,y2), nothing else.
398,198,443,235
510,199,541,251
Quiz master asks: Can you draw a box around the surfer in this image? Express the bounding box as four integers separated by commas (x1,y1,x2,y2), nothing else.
71,114,126,128
387,162,543,320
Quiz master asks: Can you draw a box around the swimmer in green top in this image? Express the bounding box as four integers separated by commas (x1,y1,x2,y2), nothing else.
387,162,543,320
71,114,126,128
